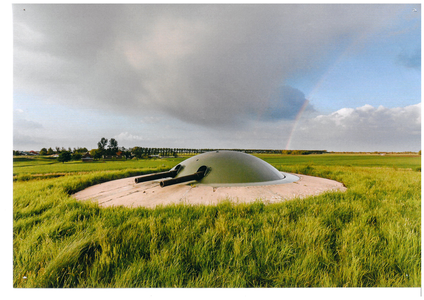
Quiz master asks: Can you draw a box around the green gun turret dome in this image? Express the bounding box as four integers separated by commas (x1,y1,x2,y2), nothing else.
171,150,298,186
134,150,299,187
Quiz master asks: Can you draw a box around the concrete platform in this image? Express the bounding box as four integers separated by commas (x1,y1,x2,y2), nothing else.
73,173,347,208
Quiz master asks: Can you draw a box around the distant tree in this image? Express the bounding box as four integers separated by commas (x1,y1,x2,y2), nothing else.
123,150,132,159
76,147,88,154
90,149,102,160
419,150,421,156
108,138,118,156
47,147,54,155
57,151,72,163
132,147,143,159
55,147,61,154
98,137,108,150
39,148,47,155
97,137,108,157
72,153,82,161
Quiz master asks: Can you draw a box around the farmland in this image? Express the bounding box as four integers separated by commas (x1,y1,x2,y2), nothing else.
13,153,421,287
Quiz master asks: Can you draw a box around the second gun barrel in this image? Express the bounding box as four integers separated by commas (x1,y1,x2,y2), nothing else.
160,166,208,187
134,165,182,183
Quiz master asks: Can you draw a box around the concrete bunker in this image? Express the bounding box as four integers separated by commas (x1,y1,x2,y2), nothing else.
74,150,346,208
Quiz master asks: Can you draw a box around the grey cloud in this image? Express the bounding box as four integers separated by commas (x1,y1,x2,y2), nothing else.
13,116,44,149
397,48,421,70
14,5,121,60
14,117,43,129
13,132,43,150
253,86,314,121
13,4,402,127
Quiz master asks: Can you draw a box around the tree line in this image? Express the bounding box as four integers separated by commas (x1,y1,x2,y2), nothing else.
13,136,332,163
13,147,89,156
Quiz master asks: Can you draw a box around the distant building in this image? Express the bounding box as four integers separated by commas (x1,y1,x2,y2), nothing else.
81,152,94,162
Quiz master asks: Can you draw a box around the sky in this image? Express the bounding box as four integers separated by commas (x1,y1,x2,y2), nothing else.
12,3,421,152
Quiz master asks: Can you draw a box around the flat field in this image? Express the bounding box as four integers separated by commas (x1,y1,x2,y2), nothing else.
13,156,185,178
13,154,421,287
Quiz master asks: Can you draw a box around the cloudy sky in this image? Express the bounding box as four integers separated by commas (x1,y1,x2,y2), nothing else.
12,4,421,152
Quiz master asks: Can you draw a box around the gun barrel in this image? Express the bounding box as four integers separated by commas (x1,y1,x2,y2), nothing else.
160,166,208,187
134,165,182,184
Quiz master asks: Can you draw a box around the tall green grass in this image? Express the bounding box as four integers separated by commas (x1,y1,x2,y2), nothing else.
13,160,420,287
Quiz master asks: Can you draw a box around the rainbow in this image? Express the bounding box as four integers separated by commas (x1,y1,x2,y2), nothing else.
285,99,310,150
283,27,371,150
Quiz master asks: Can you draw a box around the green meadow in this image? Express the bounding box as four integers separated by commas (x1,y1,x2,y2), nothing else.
13,154,421,287
13,156,185,178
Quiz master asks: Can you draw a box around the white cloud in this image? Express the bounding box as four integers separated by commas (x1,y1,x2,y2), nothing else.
114,132,144,142
291,103,421,151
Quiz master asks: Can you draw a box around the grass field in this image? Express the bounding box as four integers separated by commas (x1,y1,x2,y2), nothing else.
258,153,421,170
13,156,185,178
13,154,421,287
